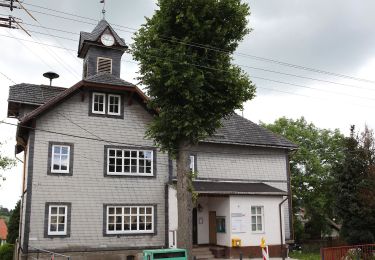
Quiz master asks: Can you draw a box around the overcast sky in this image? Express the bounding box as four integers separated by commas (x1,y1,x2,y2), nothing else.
0,0,375,209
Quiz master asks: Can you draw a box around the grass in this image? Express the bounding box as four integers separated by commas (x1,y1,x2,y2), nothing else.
289,251,321,260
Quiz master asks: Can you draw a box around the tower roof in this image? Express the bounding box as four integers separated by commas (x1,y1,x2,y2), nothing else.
78,19,127,58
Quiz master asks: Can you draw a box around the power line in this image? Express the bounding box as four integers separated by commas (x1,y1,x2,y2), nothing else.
20,2,375,84
23,23,375,92
126,50,375,102
2,32,375,106
0,70,16,84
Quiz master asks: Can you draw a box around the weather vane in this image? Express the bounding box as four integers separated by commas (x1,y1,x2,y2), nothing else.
100,0,106,19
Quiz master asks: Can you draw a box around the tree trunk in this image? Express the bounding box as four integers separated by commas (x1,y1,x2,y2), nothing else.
176,141,193,259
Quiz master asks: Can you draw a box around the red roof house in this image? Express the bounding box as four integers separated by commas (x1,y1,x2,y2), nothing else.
0,219,8,242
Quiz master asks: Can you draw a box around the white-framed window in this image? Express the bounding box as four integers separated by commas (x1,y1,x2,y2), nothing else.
107,148,153,176
92,92,106,114
51,145,70,173
189,155,195,172
251,206,264,233
106,205,154,234
48,205,67,235
108,94,121,115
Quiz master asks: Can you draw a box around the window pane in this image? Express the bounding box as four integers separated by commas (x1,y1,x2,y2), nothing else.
59,207,65,214
61,147,69,155
58,224,65,232
252,224,256,231
58,216,65,224
146,223,152,230
251,216,256,223
116,208,122,214
251,207,256,214
51,207,57,214
54,146,60,154
146,167,151,174
257,207,262,214
144,151,152,159
51,216,57,224
131,208,137,214
131,151,137,157
124,207,130,214
116,216,122,223
109,149,115,156
108,216,114,223
257,216,262,223
146,207,152,214
139,223,145,230
146,216,152,222
116,150,122,157
50,224,57,232
116,224,122,230
108,207,114,214
53,164,59,170
257,224,262,230
108,224,114,231
139,207,145,214
139,151,144,158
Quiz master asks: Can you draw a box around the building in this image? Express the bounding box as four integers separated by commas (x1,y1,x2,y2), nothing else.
7,19,296,259
0,218,7,245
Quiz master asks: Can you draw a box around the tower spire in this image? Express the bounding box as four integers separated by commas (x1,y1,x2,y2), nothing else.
100,0,106,19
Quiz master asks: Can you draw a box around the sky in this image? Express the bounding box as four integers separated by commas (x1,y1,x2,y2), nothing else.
0,0,375,209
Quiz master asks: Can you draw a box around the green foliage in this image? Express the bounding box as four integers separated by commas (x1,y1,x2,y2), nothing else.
132,0,256,155
262,117,345,240
0,243,14,260
6,200,20,244
333,126,375,244
0,142,17,188
289,251,321,260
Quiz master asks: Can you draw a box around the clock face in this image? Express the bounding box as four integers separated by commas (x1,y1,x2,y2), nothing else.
101,34,115,47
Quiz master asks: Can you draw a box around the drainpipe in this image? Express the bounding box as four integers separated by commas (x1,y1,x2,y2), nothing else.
279,197,288,260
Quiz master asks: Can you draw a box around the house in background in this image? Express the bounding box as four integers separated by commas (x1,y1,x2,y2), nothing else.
0,218,7,245
7,18,296,260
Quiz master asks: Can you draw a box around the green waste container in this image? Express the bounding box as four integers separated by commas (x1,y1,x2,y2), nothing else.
143,249,187,260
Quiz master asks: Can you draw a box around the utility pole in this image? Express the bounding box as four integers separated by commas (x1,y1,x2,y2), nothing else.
0,0,34,36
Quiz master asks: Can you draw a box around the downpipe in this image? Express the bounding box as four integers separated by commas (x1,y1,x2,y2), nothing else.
279,197,288,260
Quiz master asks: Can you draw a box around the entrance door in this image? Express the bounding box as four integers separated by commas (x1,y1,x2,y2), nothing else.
209,211,217,245
193,208,198,245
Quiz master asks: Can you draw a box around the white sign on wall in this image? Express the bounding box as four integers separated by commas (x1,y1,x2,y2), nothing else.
231,213,245,233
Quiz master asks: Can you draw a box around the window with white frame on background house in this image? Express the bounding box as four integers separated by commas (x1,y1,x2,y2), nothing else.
107,148,153,176
92,92,106,114
251,206,264,232
106,206,154,234
51,145,70,173
108,94,121,115
48,205,68,235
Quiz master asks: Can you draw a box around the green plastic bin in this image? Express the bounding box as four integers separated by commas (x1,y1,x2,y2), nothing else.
143,248,187,260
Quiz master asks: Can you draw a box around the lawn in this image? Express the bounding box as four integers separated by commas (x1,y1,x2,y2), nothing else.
289,251,321,260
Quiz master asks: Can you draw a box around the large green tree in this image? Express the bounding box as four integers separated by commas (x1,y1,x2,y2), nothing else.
262,117,345,240
132,0,255,255
333,126,375,244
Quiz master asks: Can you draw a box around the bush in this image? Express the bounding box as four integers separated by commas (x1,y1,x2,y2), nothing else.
0,243,14,260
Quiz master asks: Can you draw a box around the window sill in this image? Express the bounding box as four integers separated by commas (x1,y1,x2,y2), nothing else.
104,231,156,237
105,173,155,178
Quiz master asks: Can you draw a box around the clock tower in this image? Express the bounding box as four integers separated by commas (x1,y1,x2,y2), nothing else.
77,19,128,79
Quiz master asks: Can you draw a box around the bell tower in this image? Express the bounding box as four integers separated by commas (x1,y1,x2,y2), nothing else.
77,19,128,79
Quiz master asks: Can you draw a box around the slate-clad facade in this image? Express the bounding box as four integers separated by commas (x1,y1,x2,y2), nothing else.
7,19,296,260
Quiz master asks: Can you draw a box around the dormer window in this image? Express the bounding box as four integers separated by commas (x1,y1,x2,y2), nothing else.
97,57,112,74
92,93,106,114
108,94,121,115
90,92,123,118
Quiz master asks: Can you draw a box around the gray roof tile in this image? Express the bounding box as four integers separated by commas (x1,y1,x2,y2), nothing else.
83,73,135,87
8,82,295,149
204,113,296,149
193,180,287,195
8,83,66,105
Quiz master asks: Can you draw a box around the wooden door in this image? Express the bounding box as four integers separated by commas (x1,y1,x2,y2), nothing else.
192,208,198,245
209,211,217,245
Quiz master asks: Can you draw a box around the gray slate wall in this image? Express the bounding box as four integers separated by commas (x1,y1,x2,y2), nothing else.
25,91,168,251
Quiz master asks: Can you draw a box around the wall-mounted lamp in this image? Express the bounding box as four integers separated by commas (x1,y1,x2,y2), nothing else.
197,204,203,212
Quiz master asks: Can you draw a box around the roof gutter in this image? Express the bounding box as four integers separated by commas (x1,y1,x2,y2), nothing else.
279,197,288,260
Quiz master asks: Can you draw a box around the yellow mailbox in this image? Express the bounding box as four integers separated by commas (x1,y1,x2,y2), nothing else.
231,238,241,247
